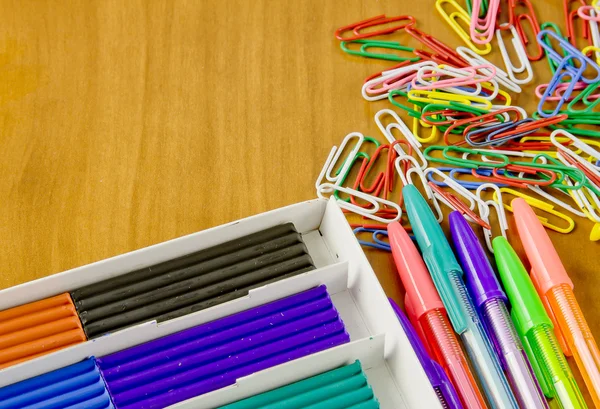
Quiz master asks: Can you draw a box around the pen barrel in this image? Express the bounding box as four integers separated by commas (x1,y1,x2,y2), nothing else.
528,323,587,409
446,271,518,409
421,309,488,409
549,285,600,407
482,299,548,409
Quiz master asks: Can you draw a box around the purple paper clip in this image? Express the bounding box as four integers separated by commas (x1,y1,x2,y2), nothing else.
97,286,350,409
449,213,548,409
538,29,600,84
389,298,463,409
538,54,587,118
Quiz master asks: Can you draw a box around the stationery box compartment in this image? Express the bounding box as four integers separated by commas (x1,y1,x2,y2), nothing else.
0,199,441,409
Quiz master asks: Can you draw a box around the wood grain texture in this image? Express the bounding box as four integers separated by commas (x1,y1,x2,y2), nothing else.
0,0,597,406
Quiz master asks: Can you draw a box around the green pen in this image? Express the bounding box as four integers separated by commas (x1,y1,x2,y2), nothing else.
493,237,588,409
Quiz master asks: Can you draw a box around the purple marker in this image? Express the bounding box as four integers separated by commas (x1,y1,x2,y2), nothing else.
97,286,350,408
389,299,463,409
449,212,548,409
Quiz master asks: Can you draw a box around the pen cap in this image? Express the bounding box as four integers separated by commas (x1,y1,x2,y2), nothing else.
449,212,506,309
493,237,552,335
388,222,445,319
403,185,467,332
512,198,573,294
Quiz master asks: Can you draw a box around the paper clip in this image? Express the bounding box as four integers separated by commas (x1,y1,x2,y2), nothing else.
340,40,419,62
495,188,576,233
396,156,444,222
496,26,534,85
456,46,522,92
476,183,508,252
405,26,468,67
538,29,600,84
374,109,424,162
316,133,365,189
411,64,495,92
470,0,501,45
540,22,570,74
317,183,403,223
509,0,544,60
425,167,490,227
436,0,492,54
552,130,600,171
362,61,437,101
353,227,391,251
538,55,587,118
412,109,440,144
334,15,416,41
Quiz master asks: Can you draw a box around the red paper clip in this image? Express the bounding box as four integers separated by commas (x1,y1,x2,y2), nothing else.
405,26,468,67
428,182,491,229
510,0,544,60
334,15,416,41
564,0,592,47
490,115,568,140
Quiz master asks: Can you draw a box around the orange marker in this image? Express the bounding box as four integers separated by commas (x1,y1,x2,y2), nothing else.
514,198,600,407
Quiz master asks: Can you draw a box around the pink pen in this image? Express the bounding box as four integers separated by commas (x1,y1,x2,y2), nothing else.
388,222,488,409
514,198,600,408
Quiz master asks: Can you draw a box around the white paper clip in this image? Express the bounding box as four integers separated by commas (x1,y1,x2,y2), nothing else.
395,156,444,222
316,183,402,223
476,183,508,253
374,109,422,155
315,132,365,191
425,167,488,223
456,46,522,93
495,26,533,85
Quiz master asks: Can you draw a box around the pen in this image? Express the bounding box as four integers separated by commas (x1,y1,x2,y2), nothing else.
493,236,587,409
513,198,600,407
449,212,548,409
389,297,464,409
388,222,484,409
403,185,518,409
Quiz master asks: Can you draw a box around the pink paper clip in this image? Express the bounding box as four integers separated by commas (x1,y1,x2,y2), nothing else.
410,64,497,91
470,0,501,44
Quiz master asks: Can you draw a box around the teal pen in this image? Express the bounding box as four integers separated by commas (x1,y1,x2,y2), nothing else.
403,185,519,409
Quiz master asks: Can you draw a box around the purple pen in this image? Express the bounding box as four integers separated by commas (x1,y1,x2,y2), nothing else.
449,212,548,409
389,299,463,409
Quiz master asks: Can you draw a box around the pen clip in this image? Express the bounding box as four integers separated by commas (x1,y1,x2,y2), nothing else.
530,268,573,356
511,308,555,399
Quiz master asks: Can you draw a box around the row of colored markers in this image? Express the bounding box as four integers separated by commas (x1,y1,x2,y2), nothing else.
387,185,598,409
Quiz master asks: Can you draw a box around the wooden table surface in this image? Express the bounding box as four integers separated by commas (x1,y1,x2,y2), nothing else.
0,0,598,406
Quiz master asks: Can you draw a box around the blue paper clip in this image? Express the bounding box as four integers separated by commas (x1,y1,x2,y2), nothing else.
372,230,391,247
486,118,539,145
353,227,391,251
537,29,600,84
465,121,517,147
426,167,507,190
538,54,586,118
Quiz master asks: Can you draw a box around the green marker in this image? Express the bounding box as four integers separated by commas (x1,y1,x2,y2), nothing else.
493,237,587,409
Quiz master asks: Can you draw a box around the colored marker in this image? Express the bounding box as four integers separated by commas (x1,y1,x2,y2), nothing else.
389,296,464,409
388,222,484,409
513,198,600,408
493,236,587,409
449,212,548,409
403,185,518,409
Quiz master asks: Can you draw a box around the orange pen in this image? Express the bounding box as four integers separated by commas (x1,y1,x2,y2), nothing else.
513,198,600,407
388,222,488,409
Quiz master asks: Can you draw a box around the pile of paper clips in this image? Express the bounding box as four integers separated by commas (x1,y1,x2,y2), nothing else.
317,0,600,251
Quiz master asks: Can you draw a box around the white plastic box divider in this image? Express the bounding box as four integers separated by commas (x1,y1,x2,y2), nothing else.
0,198,441,409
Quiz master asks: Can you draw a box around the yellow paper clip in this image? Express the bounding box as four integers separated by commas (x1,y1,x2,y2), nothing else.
583,45,600,65
412,105,439,144
435,0,492,55
407,89,493,110
494,188,576,233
